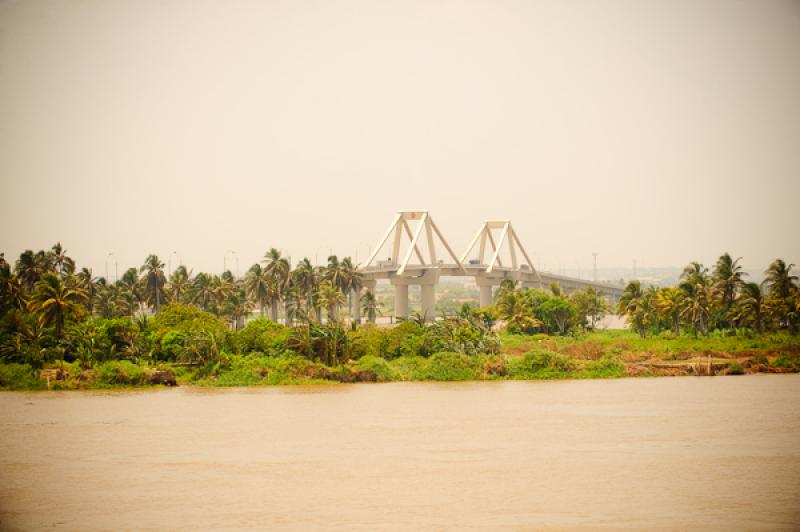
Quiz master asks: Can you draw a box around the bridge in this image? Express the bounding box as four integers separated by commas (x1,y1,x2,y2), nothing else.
353,210,624,322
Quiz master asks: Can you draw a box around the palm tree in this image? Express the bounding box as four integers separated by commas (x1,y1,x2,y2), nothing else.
680,281,712,336
360,290,382,323
263,248,291,320
222,287,252,330
140,255,167,313
95,281,116,319
191,272,215,311
15,250,45,291
735,282,765,333
317,280,345,322
0,262,25,313
617,280,647,336
245,264,271,317
763,259,798,300
48,243,75,275
283,285,304,327
340,257,363,321
656,287,683,334
292,258,320,322
28,273,88,371
713,253,745,327
167,265,192,303
497,288,541,334
76,267,99,314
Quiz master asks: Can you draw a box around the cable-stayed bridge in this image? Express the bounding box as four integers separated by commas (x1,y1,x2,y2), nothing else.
354,210,624,322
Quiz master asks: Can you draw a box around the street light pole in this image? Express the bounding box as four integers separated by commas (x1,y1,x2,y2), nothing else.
592,252,598,282
106,253,118,283
168,251,178,277
226,250,239,278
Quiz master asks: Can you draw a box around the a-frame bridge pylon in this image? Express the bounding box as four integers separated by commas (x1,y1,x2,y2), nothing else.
363,210,463,275
460,220,542,282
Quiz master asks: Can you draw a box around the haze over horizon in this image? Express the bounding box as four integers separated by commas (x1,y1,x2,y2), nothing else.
1,0,798,278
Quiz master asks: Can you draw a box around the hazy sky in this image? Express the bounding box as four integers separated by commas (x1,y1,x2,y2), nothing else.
1,0,798,278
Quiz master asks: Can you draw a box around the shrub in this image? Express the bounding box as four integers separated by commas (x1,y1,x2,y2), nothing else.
507,349,576,378
772,354,799,371
391,355,429,381
0,363,44,390
726,361,745,375
353,355,398,382
477,354,507,378
348,323,388,359
96,361,146,386
228,319,289,355
583,355,625,378
148,304,229,360
419,352,480,381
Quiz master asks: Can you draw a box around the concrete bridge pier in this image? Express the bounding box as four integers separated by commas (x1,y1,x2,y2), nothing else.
391,270,439,322
475,275,505,308
393,284,409,320
479,285,493,307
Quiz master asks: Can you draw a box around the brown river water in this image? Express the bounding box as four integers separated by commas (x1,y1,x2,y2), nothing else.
1,375,799,530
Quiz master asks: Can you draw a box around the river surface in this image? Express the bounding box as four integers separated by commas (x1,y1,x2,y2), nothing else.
1,375,799,530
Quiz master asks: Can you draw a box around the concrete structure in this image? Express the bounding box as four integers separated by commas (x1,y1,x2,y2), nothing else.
358,210,625,322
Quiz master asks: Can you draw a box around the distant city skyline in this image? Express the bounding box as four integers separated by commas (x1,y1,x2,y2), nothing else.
1,0,798,276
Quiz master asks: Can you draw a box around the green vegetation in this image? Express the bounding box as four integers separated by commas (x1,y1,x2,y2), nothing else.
0,246,798,389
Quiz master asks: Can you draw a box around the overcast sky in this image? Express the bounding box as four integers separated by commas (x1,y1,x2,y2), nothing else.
1,0,798,278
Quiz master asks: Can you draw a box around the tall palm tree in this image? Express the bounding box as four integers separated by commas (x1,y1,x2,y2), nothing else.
292,258,320,322
681,261,708,288
763,259,798,300
735,282,765,333
656,287,683,334
76,267,99,314
617,280,648,337
340,257,363,320
680,281,712,336
317,280,345,322
713,253,745,327
15,250,45,291
28,273,88,371
283,285,303,327
48,243,75,275
191,272,215,311
140,255,167,313
167,265,192,304
263,248,291,320
0,262,25,313
324,255,346,292
244,264,271,317
360,290,382,324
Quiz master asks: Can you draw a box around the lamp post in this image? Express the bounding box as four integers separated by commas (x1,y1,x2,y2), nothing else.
314,247,326,267
225,250,239,278
592,252,598,282
168,251,179,277
106,253,118,283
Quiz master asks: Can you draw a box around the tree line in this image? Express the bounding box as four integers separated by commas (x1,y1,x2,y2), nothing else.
1,245,374,327
616,254,798,336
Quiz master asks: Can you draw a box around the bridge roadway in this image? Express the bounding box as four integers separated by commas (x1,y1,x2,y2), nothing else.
355,262,624,322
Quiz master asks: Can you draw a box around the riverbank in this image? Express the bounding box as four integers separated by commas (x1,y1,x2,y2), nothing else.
1,330,798,390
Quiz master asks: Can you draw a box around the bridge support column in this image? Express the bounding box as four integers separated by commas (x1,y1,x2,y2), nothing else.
421,284,436,321
394,284,409,320
475,275,502,308
479,285,493,307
